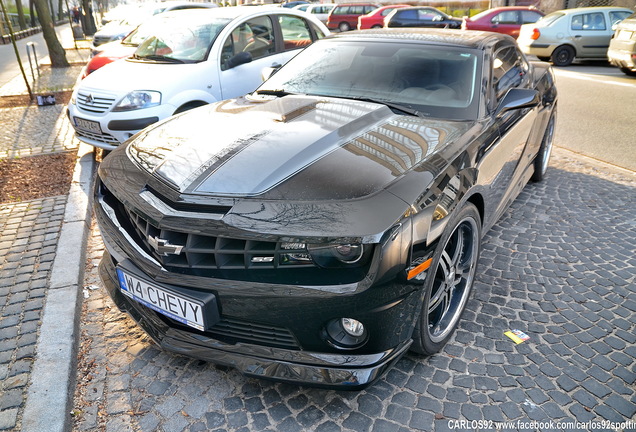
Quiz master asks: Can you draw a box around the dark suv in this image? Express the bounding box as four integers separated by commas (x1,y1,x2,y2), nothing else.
385,6,462,29
327,3,379,31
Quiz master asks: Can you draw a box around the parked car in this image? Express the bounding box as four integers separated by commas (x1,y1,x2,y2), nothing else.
357,4,408,29
94,28,557,389
327,3,378,32
82,14,170,79
461,6,544,38
281,1,309,8
385,6,462,29
93,2,218,47
68,7,329,150
294,3,336,24
608,12,636,75
517,6,633,66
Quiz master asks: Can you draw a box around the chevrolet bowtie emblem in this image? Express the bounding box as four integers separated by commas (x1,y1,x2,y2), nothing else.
147,235,184,256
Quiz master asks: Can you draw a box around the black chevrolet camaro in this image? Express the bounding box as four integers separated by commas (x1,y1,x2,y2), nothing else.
94,29,557,389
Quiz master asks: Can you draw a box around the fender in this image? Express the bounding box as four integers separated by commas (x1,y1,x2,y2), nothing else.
165,90,219,114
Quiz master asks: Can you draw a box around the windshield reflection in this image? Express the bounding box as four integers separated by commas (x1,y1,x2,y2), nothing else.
258,40,481,120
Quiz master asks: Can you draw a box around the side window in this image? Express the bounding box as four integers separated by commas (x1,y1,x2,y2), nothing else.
492,11,518,25
308,21,327,39
279,15,313,51
573,13,605,30
492,46,527,101
399,9,418,20
609,11,631,26
333,7,348,15
520,11,542,24
220,17,275,71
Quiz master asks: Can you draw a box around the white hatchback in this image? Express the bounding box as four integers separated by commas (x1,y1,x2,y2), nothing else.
68,7,329,150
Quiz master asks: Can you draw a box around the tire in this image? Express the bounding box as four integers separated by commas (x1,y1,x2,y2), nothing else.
551,45,575,67
531,107,556,182
411,202,482,355
620,67,636,77
338,22,350,32
371,24,382,29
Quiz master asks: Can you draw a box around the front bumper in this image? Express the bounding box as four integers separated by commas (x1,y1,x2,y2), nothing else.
99,251,413,389
67,102,175,150
93,170,424,389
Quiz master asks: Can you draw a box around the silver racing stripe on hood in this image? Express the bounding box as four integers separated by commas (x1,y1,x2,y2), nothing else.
128,96,394,195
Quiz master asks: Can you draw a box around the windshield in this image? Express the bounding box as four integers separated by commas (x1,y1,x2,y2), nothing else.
135,17,231,62
258,39,482,120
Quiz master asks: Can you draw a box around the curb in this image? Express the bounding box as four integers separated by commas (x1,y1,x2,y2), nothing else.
20,142,95,432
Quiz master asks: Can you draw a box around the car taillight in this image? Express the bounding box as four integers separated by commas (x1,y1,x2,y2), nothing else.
531,28,541,40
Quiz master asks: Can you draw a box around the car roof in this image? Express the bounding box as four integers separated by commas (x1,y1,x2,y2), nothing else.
157,5,311,20
555,6,633,14
329,28,510,49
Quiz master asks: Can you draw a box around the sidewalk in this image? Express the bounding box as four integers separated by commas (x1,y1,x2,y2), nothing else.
0,37,96,432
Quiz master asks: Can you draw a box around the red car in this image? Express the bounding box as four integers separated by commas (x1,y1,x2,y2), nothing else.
357,4,408,29
327,3,378,32
462,6,544,38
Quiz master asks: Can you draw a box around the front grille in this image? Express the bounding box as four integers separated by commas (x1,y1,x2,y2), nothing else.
75,128,119,145
76,91,116,113
125,208,315,271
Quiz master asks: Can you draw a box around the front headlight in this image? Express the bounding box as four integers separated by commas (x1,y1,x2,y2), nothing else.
112,91,161,112
279,242,370,268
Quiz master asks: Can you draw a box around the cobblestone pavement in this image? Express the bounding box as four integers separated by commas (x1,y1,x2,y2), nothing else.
73,149,636,432
0,41,90,431
0,197,67,430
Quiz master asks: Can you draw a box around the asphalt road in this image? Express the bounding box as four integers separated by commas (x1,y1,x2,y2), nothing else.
552,61,636,172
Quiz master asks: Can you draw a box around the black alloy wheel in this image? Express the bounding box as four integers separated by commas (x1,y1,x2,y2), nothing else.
411,202,481,355
551,45,575,67
531,107,556,182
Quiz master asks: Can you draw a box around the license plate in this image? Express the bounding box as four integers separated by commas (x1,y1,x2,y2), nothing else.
73,117,102,134
116,268,206,331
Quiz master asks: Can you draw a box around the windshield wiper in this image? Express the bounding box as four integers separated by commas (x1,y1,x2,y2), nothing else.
255,89,298,97
349,96,423,117
136,54,185,63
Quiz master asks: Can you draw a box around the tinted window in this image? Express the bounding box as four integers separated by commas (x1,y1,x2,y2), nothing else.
259,40,482,120
493,46,527,100
397,10,418,20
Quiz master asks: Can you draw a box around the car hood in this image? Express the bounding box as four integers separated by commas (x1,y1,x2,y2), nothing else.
80,58,203,95
126,94,474,202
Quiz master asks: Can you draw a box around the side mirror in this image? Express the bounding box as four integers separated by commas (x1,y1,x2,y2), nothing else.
495,88,540,116
261,63,282,81
226,51,252,69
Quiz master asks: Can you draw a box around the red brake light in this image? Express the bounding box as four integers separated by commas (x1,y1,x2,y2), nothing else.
531,28,541,40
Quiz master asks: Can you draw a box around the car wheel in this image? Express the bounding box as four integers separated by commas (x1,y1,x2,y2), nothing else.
371,24,382,29
338,22,350,32
620,67,636,76
411,202,481,355
531,107,556,182
551,45,575,67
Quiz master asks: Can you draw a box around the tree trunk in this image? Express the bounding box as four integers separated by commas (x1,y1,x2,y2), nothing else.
15,0,28,29
32,0,69,67
80,0,96,35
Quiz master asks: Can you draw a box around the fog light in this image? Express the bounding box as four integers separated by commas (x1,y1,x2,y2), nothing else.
325,318,368,349
341,318,364,337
